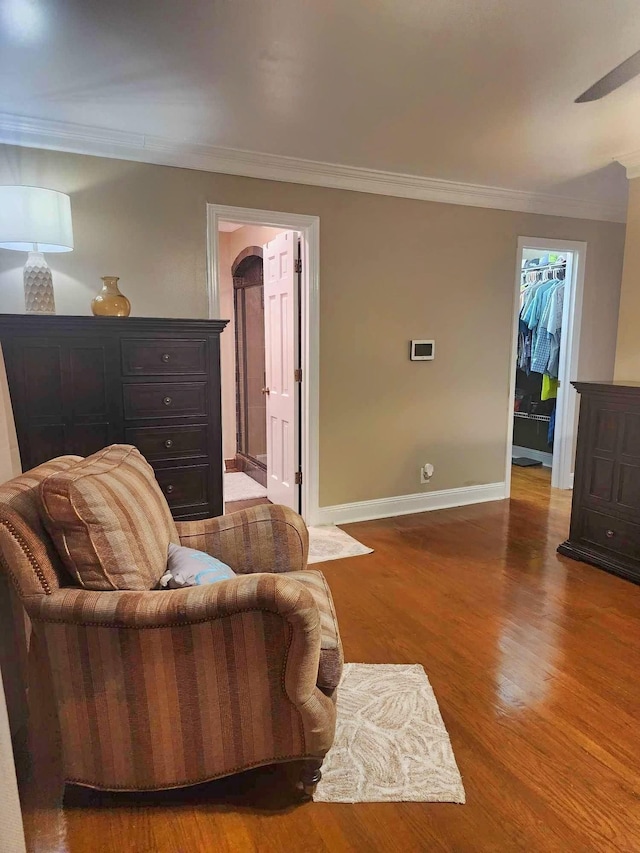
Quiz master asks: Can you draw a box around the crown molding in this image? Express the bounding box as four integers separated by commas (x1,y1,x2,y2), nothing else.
0,112,627,222
616,149,640,180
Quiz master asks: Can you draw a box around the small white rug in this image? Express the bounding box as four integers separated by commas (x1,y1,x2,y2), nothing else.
307,525,373,564
314,664,465,803
224,472,267,502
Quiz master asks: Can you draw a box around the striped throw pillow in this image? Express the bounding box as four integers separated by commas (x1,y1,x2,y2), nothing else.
39,445,179,590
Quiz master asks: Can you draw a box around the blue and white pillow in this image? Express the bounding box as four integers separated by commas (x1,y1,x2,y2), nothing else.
159,543,236,589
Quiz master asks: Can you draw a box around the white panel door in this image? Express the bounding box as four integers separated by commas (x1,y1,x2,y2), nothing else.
263,231,299,510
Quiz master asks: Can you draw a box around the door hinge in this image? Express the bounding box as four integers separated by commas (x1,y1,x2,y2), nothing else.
295,470,303,485
294,258,302,274
294,368,302,382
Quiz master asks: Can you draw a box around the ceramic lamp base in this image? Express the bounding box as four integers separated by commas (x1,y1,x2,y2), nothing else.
24,252,55,314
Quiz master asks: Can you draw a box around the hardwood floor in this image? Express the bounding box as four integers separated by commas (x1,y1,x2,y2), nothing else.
20,467,640,852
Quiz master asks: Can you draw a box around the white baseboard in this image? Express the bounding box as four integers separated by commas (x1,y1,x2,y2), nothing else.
512,446,553,467
314,482,507,526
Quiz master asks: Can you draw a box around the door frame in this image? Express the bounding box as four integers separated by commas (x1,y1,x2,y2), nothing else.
206,204,320,524
506,236,587,494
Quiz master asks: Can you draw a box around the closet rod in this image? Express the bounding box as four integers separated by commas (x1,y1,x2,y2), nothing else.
521,262,567,274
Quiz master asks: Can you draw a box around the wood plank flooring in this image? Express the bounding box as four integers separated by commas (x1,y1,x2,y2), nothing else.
20,468,640,852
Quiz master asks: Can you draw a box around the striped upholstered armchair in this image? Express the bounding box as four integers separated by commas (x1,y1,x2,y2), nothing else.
0,447,342,796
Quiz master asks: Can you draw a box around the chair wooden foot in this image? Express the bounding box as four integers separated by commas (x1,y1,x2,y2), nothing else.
297,759,323,800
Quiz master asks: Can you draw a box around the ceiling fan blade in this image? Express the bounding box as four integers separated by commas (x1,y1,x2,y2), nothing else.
575,48,640,102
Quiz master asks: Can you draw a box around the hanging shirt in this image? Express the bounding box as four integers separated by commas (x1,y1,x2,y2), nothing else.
531,279,563,374
523,278,557,329
527,279,560,373
521,280,546,321
545,282,565,378
531,328,552,374
518,280,547,374
518,319,532,373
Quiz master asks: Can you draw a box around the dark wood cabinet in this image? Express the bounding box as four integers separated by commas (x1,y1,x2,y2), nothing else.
0,315,228,521
558,381,640,584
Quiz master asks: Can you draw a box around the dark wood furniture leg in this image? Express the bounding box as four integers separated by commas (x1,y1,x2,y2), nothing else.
298,759,323,799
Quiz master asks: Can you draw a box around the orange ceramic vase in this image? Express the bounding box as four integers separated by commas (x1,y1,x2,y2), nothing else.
91,276,131,317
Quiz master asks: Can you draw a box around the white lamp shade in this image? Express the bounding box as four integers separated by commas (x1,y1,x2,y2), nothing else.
0,186,74,253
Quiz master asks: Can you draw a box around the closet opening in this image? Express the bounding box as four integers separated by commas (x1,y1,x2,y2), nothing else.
507,237,586,494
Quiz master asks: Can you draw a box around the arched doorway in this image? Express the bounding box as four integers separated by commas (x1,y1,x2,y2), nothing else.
233,248,267,485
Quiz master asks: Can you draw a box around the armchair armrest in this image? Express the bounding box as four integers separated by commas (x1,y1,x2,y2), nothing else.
24,571,316,630
175,504,309,574
24,572,335,790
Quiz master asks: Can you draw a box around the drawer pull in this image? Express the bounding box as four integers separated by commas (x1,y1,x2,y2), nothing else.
163,396,173,406
165,484,175,494
606,529,615,538
164,439,174,449
161,353,171,363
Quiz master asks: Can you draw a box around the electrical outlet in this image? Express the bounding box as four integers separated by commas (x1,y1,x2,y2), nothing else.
420,463,434,484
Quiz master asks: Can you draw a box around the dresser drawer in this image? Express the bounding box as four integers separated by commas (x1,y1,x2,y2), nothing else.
580,509,640,562
123,382,207,420
125,424,208,461
121,339,207,376
154,464,209,510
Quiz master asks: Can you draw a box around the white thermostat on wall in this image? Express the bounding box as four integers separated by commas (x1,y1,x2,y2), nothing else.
410,340,435,361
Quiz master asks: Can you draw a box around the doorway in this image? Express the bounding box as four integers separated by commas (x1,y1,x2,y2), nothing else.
233,248,268,485
506,237,586,495
226,229,301,515
207,205,320,524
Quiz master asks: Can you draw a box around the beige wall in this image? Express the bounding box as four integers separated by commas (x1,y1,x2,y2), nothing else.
0,144,626,505
218,225,284,462
615,177,640,380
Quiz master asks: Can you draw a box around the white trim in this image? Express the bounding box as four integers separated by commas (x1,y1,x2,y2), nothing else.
206,204,320,525
615,149,640,179
315,482,506,526
506,237,586,497
0,112,626,223
512,446,553,467
553,247,584,491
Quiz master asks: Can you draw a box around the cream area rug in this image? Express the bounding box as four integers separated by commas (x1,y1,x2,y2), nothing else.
223,472,267,502
314,664,465,803
307,526,373,564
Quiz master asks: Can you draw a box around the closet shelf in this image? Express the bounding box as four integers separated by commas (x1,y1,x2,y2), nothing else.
514,411,551,423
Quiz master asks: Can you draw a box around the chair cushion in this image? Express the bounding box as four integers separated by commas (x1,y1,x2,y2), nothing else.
287,569,343,691
39,445,179,591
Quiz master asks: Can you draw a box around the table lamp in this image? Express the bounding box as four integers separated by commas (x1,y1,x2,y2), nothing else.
0,186,74,313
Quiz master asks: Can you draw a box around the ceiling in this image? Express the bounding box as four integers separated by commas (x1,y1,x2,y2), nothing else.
1,0,639,217
218,221,243,233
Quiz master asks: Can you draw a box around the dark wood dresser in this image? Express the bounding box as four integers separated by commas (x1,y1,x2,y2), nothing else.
0,314,228,521
558,381,640,584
